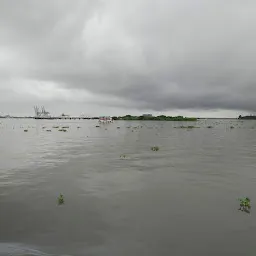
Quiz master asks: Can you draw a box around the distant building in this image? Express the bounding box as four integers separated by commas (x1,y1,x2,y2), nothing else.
142,114,152,117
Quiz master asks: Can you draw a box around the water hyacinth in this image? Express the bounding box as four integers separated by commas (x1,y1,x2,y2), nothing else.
238,197,251,213
151,146,159,151
58,129,67,132
58,194,65,205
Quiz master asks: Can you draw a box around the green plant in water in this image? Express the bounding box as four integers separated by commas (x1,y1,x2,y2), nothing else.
207,126,213,128
58,194,65,205
24,129,28,132
120,154,127,159
238,197,251,213
58,129,67,132
151,146,159,151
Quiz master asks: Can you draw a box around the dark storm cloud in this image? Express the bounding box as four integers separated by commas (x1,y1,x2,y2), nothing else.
1,0,256,113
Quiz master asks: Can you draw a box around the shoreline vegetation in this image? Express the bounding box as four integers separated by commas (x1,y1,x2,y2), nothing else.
238,115,256,120
112,115,197,121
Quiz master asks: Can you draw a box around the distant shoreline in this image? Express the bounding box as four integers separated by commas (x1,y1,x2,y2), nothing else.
238,115,256,120
0,116,253,120
112,115,197,121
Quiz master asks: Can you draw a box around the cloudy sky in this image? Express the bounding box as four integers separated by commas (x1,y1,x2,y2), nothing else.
0,0,255,117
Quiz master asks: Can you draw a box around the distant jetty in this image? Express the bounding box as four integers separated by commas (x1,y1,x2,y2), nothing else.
238,115,256,120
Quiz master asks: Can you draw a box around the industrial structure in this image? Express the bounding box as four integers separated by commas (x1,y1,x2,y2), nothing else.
34,106,52,119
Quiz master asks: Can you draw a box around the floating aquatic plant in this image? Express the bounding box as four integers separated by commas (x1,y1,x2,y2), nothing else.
120,154,127,159
24,129,28,132
207,126,213,128
95,125,100,128
62,126,69,129
151,146,159,151
53,126,59,129
58,194,65,205
46,129,51,132
175,126,199,129
117,127,120,129
238,197,251,213
58,129,67,132
230,126,235,129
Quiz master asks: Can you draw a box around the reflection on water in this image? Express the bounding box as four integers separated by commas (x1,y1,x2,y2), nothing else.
0,119,256,256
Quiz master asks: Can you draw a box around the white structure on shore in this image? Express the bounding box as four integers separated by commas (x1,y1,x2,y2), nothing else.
99,116,113,123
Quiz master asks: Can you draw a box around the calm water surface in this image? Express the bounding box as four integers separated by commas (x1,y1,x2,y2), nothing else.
0,119,256,256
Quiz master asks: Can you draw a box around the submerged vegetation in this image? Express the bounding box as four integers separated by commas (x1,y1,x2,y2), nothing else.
238,197,251,213
151,146,160,151
58,194,65,205
112,115,197,121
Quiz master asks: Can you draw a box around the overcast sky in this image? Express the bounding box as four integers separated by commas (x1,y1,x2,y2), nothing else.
0,0,255,117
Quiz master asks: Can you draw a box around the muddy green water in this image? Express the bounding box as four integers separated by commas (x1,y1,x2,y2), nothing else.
0,119,256,256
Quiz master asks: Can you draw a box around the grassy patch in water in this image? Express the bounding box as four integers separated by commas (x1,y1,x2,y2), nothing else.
238,197,251,213
151,146,159,151
175,126,199,129
58,129,67,132
58,194,65,205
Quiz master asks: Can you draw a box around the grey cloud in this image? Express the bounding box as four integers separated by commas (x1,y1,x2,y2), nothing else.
1,0,256,114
